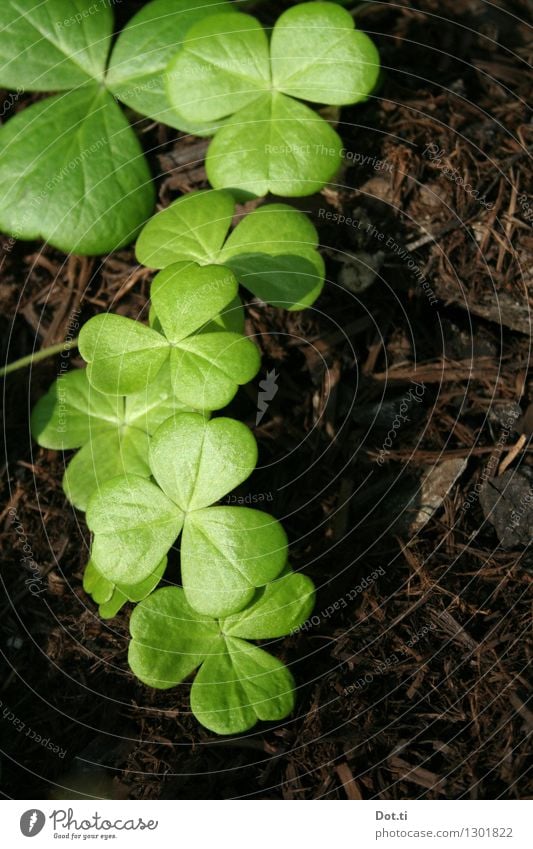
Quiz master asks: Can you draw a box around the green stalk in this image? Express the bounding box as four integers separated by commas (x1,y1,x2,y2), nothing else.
0,337,79,378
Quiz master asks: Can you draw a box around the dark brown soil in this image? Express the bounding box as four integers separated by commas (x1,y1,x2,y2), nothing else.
1,0,532,800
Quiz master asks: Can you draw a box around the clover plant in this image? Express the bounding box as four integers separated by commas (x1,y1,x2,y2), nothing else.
166,2,380,196
136,189,325,309
129,570,315,734
0,0,227,254
79,262,260,409
30,364,199,511
86,413,289,619
13,0,367,734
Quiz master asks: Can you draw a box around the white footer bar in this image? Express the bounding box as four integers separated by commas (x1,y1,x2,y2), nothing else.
4,799,532,848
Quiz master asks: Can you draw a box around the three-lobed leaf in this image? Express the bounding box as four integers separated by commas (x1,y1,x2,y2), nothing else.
88,414,288,617
129,573,315,734
166,2,380,197
136,189,325,309
79,263,260,407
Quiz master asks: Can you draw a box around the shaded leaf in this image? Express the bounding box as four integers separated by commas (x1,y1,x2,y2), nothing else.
221,202,325,308
32,365,197,511
84,557,168,619
83,559,114,605
31,368,121,450
63,426,151,511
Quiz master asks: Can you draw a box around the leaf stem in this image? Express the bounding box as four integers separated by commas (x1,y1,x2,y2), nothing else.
0,338,79,377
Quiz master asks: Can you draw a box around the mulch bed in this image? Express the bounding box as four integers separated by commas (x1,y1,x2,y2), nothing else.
1,0,531,800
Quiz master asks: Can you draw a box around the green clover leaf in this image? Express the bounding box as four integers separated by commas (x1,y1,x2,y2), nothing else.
87,414,289,617
181,507,288,616
30,365,196,510
106,0,230,136
87,473,184,587
0,84,154,255
83,557,168,619
148,414,258,510
136,189,325,310
129,570,315,734
166,2,380,197
78,262,260,408
0,0,112,90
0,0,228,254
